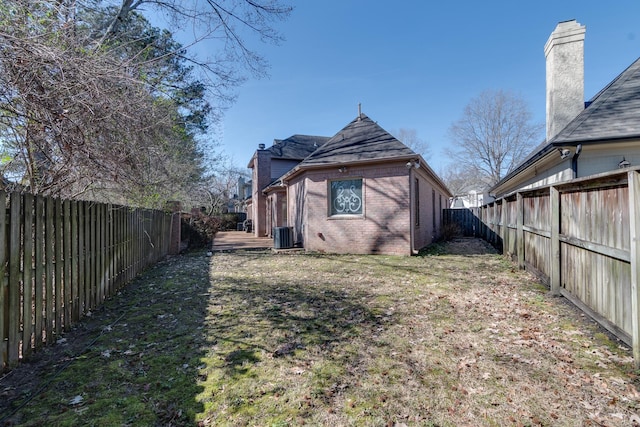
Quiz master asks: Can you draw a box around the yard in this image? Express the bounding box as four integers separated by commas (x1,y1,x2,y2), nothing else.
1,239,639,426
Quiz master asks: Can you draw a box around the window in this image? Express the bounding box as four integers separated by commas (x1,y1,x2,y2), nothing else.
330,179,363,216
414,178,420,227
432,189,436,231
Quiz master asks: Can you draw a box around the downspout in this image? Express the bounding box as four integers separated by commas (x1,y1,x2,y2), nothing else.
571,144,582,178
409,167,416,255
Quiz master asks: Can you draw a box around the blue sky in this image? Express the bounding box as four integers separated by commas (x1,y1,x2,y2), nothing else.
197,1,640,173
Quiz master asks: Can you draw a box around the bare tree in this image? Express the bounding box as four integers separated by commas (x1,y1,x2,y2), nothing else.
0,2,204,203
95,0,292,85
0,0,290,207
184,157,250,215
392,128,431,160
445,90,543,187
439,164,480,197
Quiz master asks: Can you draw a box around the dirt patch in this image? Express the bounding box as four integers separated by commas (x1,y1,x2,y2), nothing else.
1,240,639,426
442,237,498,255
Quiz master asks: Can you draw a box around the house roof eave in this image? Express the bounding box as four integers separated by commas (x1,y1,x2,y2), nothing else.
414,155,454,198
276,154,421,184
263,184,286,195
491,135,640,196
247,152,257,169
490,148,560,196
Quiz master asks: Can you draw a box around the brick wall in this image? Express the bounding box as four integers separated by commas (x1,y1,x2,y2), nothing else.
289,163,412,255
251,149,272,237
265,189,286,237
412,169,446,251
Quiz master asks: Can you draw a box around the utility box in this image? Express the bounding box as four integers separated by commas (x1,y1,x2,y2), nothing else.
273,226,293,249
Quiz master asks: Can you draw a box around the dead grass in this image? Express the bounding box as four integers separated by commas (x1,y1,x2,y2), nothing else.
1,238,639,426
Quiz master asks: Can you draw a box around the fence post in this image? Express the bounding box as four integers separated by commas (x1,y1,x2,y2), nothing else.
166,201,182,255
63,200,72,329
23,194,33,358
516,193,524,269
550,186,561,295
500,198,507,255
628,170,640,367
8,193,21,365
0,191,6,368
490,203,496,246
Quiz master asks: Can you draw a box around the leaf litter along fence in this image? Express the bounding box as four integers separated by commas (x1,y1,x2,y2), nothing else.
0,192,179,371
444,167,640,366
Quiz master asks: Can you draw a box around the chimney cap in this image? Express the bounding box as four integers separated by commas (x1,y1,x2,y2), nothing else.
544,19,585,57
258,143,265,150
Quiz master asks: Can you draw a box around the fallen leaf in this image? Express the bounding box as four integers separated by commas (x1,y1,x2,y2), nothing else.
69,395,84,405
581,401,595,410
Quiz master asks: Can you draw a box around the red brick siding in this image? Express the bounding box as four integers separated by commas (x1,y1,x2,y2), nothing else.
265,190,287,236
412,170,444,251
251,150,272,237
289,163,412,255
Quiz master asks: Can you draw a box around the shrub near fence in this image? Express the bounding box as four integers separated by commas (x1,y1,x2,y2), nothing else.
0,192,176,371
445,167,640,366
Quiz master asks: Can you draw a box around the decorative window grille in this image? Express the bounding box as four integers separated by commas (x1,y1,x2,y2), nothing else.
330,179,363,216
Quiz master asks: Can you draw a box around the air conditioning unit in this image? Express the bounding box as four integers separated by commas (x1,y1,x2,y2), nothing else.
273,226,293,249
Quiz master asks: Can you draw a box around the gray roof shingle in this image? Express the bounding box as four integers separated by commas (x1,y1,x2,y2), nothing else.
268,134,330,160
299,114,415,166
551,57,640,144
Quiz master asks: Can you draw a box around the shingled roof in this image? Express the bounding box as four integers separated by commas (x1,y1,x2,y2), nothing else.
298,114,415,166
491,56,640,193
551,57,640,144
268,134,330,160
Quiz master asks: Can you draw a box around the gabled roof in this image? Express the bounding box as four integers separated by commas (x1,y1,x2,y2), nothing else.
551,57,640,144
298,114,415,166
268,134,330,160
491,56,640,193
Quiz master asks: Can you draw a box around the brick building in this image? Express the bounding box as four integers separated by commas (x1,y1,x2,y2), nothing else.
247,112,451,256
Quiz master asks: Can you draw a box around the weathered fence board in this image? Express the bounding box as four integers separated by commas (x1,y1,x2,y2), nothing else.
71,201,79,322
444,167,640,366
8,194,20,365
0,192,6,363
45,197,54,344
54,198,63,336
34,196,44,350
442,208,480,237
628,170,640,364
23,194,33,358
0,194,176,371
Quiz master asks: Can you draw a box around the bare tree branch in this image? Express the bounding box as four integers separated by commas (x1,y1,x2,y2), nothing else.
445,89,544,187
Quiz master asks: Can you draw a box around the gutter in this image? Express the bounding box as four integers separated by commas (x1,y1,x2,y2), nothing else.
491,135,640,195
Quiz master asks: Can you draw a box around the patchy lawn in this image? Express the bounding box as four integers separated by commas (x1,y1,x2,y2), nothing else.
1,238,639,426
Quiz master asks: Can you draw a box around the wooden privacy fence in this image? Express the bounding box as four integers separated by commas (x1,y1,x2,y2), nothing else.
0,192,178,370
442,208,481,237
445,167,640,365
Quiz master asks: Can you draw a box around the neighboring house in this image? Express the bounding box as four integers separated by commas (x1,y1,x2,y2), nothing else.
246,134,331,236
450,191,483,209
231,176,253,214
248,112,452,256
490,20,640,198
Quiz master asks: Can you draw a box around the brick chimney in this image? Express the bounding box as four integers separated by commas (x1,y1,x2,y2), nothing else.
544,19,586,142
